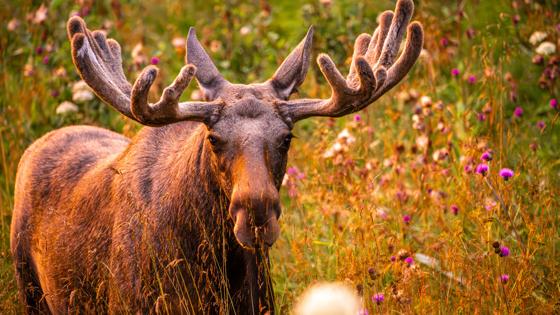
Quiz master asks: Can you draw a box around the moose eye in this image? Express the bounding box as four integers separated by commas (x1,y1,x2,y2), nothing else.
207,134,221,146
280,134,293,150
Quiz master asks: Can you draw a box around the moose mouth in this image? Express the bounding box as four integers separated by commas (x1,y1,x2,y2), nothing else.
232,208,280,249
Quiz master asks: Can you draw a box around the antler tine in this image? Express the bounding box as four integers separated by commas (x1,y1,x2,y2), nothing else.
279,0,423,122
67,16,223,126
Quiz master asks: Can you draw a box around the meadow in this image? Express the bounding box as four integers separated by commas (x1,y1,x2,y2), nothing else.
1,0,559,313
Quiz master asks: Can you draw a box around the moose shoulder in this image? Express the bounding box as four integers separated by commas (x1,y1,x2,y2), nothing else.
10,0,423,313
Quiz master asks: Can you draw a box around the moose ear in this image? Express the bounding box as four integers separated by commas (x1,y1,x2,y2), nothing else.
269,26,314,100
186,28,228,100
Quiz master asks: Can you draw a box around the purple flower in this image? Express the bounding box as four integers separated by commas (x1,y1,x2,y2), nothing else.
477,113,486,121
440,37,449,47
404,256,414,265
500,274,510,283
481,151,492,161
536,121,546,130
464,164,474,173
150,56,160,65
513,106,523,118
451,68,460,77
475,163,489,176
354,114,362,122
499,168,514,181
550,98,558,110
467,75,476,84
372,293,384,305
402,214,411,224
42,56,49,65
499,246,510,257
450,204,459,215
390,255,396,262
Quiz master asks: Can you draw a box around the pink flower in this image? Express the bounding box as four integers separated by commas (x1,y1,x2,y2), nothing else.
450,204,459,215
475,163,489,176
500,274,510,283
451,68,460,77
513,106,523,118
150,56,160,65
481,151,492,161
499,168,514,181
354,114,362,122
499,246,510,257
467,75,476,84
536,121,546,130
404,256,414,265
372,293,384,305
402,214,411,224
550,98,558,110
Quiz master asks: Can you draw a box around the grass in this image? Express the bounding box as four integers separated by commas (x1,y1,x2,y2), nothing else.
1,0,559,313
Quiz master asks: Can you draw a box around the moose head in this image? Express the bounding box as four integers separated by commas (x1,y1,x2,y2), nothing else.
66,0,423,250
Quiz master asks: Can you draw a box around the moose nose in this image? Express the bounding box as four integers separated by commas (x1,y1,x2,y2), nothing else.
229,192,281,249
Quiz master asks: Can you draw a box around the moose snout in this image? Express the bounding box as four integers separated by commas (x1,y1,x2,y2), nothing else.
229,192,281,249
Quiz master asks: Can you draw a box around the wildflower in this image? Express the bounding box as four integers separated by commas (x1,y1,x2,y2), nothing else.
42,56,49,65
32,4,48,24
499,168,514,181
451,68,460,77
466,28,475,39
500,274,510,283
464,164,474,173
550,98,558,110
23,63,34,77
354,114,361,122
450,204,459,215
239,25,252,36
484,198,497,211
536,121,546,130
481,151,492,161
172,37,186,55
420,95,432,107
467,75,476,84
402,214,411,224
72,80,94,103
294,282,360,315
512,15,520,25
499,246,510,257
372,293,384,305
55,101,79,115
532,54,544,65
529,31,547,46
131,43,146,65
440,37,449,47
475,163,489,176
390,256,396,262
404,257,414,265
476,113,486,121
513,106,523,118
7,18,19,31
358,309,369,315
535,42,556,56
150,56,160,65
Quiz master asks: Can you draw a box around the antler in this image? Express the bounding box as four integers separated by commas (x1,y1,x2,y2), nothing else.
278,0,423,122
66,16,223,126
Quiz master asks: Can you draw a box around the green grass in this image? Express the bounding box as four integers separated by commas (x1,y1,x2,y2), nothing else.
1,0,559,313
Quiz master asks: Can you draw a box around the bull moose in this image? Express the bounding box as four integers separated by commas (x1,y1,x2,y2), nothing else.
10,0,423,313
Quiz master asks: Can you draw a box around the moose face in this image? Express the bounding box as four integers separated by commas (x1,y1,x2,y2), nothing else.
205,84,293,249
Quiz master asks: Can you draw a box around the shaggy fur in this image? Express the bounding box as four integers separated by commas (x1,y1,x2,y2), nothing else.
11,0,423,313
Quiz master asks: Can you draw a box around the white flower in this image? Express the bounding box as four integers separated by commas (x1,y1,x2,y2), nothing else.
56,101,78,115
535,42,556,56
529,31,547,46
420,95,432,107
337,129,355,145
72,81,94,103
240,26,252,36
294,282,360,315
415,135,429,150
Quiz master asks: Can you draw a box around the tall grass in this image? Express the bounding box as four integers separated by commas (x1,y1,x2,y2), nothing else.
1,0,559,313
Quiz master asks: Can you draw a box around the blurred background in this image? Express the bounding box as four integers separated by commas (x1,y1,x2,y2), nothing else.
1,0,559,313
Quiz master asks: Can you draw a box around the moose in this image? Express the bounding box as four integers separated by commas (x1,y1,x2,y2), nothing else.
10,0,423,313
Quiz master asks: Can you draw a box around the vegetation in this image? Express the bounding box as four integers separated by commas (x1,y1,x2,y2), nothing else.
1,0,559,313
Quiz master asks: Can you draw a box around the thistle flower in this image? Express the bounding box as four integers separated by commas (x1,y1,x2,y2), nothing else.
451,68,460,77
499,246,510,257
150,56,160,65
354,114,361,122
475,163,489,176
467,75,476,84
513,106,523,118
390,256,396,262
481,151,492,161
404,257,414,265
372,293,384,305
500,274,509,283
550,98,558,110
402,214,411,224
477,113,486,121
536,121,545,130
450,204,459,215
499,168,514,181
